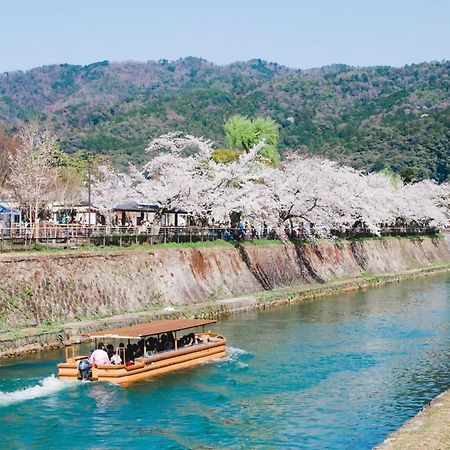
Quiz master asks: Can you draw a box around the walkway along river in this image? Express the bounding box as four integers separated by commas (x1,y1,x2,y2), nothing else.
0,273,449,449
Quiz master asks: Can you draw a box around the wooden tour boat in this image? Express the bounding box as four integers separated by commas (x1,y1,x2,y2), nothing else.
58,319,226,385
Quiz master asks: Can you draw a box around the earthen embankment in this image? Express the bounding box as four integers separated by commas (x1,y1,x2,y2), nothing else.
0,236,449,357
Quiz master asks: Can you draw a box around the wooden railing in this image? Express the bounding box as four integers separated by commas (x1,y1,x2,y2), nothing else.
0,223,443,252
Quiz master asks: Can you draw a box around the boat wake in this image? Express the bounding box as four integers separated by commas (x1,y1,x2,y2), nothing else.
226,346,250,361
208,346,251,369
0,375,68,407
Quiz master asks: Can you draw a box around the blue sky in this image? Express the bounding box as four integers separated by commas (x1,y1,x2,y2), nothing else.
0,0,449,72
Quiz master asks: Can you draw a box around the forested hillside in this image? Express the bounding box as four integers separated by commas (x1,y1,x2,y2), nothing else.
0,57,448,181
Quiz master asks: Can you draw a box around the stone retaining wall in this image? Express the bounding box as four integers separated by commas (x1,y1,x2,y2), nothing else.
0,236,448,331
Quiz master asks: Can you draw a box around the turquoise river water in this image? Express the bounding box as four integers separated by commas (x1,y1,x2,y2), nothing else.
0,273,449,449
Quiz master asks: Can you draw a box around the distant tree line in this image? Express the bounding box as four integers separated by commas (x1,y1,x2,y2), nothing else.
0,58,448,181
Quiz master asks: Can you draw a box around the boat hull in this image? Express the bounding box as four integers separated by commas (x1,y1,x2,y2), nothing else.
58,338,226,385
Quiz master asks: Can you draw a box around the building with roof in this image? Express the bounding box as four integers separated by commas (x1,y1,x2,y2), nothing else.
114,202,189,227
50,201,103,225
0,204,22,235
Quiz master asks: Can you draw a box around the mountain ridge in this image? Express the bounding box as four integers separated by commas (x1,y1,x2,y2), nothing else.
0,57,448,181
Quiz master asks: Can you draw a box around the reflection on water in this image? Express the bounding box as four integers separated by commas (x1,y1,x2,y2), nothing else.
0,273,449,449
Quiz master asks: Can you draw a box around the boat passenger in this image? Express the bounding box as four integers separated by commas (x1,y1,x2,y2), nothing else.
145,341,158,358
106,344,114,359
110,352,122,365
111,343,125,365
166,332,175,350
133,344,144,359
157,334,168,352
146,337,158,350
185,333,196,346
177,336,184,348
157,333,174,351
110,353,122,365
126,343,133,360
89,342,111,366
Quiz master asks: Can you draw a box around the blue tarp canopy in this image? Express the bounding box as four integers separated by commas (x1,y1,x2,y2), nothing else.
0,205,20,214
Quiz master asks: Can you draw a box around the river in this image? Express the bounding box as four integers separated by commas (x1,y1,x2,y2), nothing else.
0,273,449,449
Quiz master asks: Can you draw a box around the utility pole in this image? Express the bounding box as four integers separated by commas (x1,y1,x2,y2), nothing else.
87,156,92,228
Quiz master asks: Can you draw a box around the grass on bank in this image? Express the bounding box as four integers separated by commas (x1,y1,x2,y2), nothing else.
335,233,445,242
0,233,444,257
0,238,286,256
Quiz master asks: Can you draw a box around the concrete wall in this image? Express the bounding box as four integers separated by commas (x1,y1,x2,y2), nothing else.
0,236,449,330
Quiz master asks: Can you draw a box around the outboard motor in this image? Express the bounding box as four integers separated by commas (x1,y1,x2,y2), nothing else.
78,359,92,381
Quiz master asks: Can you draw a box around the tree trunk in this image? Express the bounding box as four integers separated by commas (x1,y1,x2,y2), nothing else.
34,203,39,243
150,211,163,236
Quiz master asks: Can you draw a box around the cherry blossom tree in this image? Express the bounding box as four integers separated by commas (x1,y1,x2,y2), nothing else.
7,123,59,237
0,128,17,189
91,165,145,224
395,180,449,228
250,154,448,238
235,155,388,237
140,132,266,226
91,131,449,240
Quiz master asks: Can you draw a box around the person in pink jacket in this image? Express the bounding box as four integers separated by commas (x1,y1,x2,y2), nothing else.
89,342,111,366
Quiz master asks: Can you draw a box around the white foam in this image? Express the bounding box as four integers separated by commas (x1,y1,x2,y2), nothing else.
235,361,249,369
226,346,249,361
0,375,68,407
208,346,250,366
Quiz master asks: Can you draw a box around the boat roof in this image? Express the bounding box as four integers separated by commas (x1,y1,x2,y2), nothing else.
86,319,217,340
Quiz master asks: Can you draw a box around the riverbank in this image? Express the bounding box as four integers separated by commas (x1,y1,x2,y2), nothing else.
1,263,449,358
376,389,450,449
2,236,449,323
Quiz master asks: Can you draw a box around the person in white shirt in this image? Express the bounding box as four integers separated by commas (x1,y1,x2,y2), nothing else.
110,353,122,365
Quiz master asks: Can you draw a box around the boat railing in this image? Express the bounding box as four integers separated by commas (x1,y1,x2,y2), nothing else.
201,332,224,341
63,346,89,364
133,338,225,365
65,345,76,363
117,346,126,365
